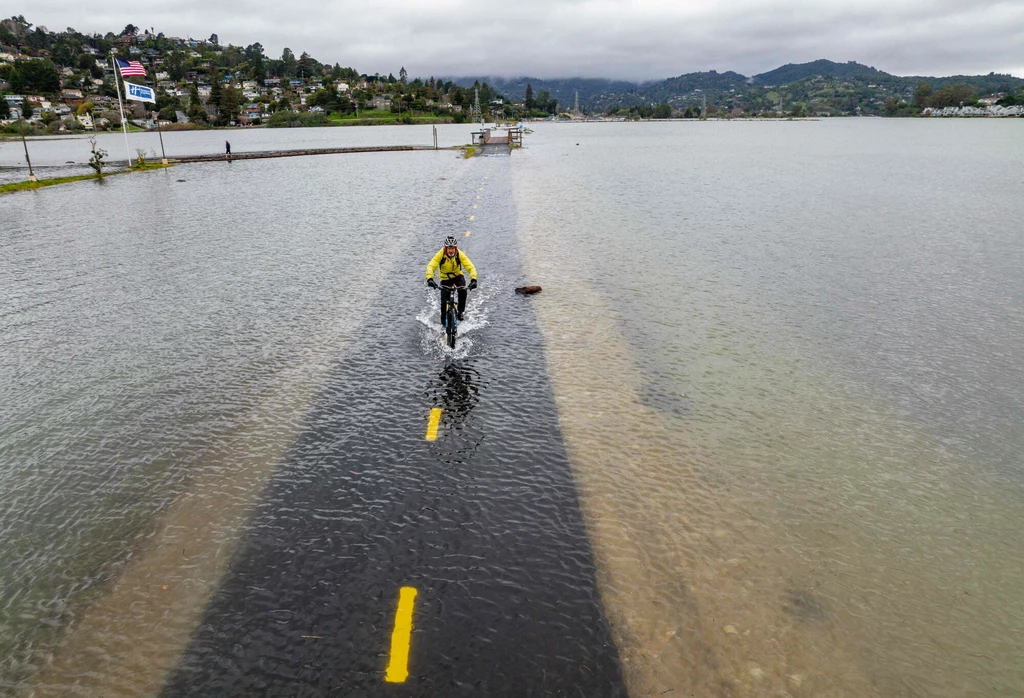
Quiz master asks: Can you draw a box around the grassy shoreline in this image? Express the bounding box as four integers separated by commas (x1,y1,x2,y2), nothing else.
0,162,171,195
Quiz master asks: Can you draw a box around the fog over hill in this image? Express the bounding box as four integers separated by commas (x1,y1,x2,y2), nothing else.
453,59,1024,115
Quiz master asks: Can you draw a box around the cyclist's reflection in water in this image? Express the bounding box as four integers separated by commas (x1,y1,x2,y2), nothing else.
434,362,480,426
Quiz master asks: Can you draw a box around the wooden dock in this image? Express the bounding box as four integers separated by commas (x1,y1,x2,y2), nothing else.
171,145,447,164
469,126,523,156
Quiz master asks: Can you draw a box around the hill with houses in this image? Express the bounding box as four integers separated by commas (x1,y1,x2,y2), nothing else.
2,16,1023,134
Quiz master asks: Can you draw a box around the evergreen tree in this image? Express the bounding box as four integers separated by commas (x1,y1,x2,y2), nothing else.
0,98,9,120
219,81,240,124
280,48,296,78
524,83,534,110
210,69,222,108
296,51,314,80
188,83,206,122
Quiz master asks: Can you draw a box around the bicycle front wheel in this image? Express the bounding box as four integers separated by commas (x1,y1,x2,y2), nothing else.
445,306,458,348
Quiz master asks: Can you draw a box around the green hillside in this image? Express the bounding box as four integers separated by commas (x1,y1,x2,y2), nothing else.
753,59,888,85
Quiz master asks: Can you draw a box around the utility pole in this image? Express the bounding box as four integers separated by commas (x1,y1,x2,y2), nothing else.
574,89,579,116
18,113,36,181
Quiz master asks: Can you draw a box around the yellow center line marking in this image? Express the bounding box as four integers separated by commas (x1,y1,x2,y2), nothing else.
469,215,475,221
475,195,481,199
425,408,442,441
473,204,478,209
385,586,418,683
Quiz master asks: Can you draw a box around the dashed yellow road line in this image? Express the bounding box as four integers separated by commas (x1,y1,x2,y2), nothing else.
473,204,478,209
469,215,475,221
385,586,418,683
425,408,442,441
465,230,471,237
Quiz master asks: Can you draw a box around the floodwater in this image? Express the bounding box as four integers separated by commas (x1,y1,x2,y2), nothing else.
0,122,469,184
2,120,1023,696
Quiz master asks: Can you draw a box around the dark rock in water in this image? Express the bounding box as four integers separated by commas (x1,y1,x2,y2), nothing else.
515,285,542,295
783,588,828,621
638,384,692,415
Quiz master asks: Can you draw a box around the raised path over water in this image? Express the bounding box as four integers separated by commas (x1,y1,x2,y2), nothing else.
160,156,627,696
171,145,449,164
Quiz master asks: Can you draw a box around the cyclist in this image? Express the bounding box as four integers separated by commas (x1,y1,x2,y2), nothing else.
426,235,478,323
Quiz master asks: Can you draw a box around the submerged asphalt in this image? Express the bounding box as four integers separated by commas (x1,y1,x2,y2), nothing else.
160,155,627,697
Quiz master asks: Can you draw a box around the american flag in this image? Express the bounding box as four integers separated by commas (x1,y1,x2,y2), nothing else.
116,59,147,77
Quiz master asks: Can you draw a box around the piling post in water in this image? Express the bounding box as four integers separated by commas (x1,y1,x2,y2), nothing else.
18,114,36,182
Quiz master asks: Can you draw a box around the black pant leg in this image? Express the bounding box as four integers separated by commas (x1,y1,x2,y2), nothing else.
450,275,466,316
440,285,452,324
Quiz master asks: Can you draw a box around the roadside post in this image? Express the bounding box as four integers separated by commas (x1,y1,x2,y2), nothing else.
18,113,36,181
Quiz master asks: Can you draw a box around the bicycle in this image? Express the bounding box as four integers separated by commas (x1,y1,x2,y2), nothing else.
438,282,467,349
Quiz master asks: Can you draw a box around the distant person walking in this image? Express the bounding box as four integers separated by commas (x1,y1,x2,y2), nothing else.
225,140,231,162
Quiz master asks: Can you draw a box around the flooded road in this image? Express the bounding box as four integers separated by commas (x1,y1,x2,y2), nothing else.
3,121,1024,696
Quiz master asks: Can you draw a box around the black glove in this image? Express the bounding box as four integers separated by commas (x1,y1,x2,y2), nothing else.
427,278,439,289
469,278,478,290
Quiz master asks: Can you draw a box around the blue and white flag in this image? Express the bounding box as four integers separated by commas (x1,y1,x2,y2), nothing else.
124,81,155,104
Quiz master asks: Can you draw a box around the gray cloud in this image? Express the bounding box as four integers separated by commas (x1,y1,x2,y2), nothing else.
11,0,1024,80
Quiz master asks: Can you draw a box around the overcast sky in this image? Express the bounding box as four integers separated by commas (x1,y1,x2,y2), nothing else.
11,0,1024,81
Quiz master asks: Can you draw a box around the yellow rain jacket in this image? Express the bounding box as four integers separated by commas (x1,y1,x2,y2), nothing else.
426,248,477,283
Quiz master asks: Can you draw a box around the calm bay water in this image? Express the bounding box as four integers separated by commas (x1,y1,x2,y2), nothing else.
513,119,1024,696
2,120,1023,696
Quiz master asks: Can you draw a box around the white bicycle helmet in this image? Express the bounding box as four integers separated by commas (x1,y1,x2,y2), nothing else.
443,235,458,247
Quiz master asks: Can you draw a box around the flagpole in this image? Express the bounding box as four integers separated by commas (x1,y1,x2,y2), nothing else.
111,54,133,167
